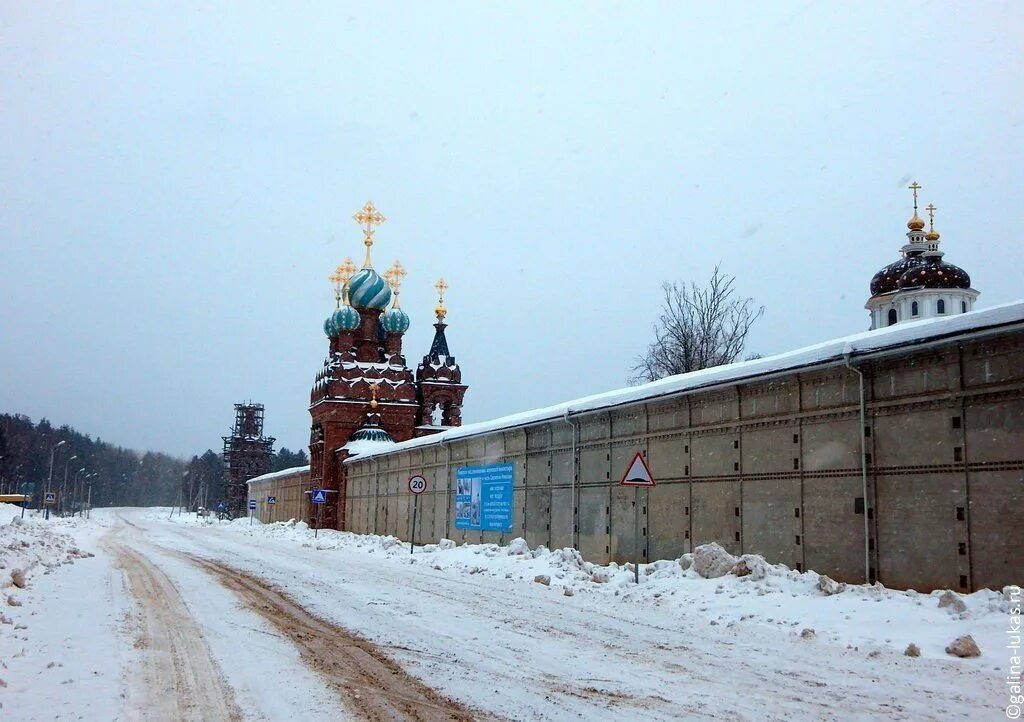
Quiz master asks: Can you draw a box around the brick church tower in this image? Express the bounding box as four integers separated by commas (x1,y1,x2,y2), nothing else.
308,202,467,529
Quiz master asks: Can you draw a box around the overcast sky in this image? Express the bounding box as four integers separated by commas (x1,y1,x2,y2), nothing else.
2,2,1021,458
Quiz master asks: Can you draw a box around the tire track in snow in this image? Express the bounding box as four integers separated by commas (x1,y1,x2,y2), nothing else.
179,552,484,722
102,525,242,721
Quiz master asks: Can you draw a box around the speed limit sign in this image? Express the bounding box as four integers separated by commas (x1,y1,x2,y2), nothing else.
408,475,427,495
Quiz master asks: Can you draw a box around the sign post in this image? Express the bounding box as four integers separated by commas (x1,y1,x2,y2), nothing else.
407,475,427,554
43,492,56,520
619,451,656,584
310,489,328,538
248,499,257,526
267,495,277,524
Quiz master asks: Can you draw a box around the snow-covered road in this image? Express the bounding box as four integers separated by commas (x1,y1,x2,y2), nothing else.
0,506,1011,720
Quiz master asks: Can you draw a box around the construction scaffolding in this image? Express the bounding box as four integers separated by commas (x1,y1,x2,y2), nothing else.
222,402,275,517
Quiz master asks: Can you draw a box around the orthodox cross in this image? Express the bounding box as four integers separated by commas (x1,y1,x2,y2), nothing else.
329,257,357,303
908,181,921,214
925,203,937,231
434,277,448,321
353,201,386,267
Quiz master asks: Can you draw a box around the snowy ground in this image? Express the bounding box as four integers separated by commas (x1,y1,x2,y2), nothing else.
0,504,1016,720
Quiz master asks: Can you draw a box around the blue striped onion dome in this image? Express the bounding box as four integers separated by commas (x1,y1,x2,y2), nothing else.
333,303,361,332
323,314,338,338
348,268,392,310
380,306,410,334
350,425,394,442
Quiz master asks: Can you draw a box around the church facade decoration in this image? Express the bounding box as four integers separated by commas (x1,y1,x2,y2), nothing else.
866,182,979,330
308,202,468,528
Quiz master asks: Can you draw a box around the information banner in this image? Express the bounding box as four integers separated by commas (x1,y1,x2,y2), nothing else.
454,462,514,532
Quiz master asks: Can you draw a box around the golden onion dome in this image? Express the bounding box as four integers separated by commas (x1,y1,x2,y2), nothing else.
925,228,941,242
907,214,926,231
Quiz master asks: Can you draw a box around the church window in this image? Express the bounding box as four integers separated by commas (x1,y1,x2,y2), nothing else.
937,299,945,314
911,301,919,316
887,309,897,326
961,301,967,313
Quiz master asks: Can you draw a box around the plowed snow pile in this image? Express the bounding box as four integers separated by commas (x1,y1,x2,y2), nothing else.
159,509,1019,661
0,504,94,595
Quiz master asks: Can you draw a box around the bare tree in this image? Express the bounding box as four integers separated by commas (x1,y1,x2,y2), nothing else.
631,265,765,383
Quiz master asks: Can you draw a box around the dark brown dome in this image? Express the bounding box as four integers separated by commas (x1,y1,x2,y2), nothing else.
898,257,971,290
870,255,927,296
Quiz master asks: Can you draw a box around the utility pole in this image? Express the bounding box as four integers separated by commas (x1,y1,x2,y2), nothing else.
44,440,67,519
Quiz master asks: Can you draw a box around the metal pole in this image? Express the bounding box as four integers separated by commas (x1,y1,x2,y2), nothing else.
410,494,418,555
45,440,66,517
86,484,92,519
634,486,640,584
315,501,321,539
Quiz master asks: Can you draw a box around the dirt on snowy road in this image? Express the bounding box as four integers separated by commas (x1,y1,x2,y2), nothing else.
183,552,478,722
102,526,243,721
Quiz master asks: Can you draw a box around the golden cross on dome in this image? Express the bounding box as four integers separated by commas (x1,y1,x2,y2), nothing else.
353,201,386,268
925,203,937,231
384,260,407,292
329,257,357,299
384,260,407,309
434,277,449,321
908,181,921,213
353,201,386,232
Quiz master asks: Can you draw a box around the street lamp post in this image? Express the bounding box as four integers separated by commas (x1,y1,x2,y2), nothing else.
72,467,86,516
60,455,77,516
44,440,67,519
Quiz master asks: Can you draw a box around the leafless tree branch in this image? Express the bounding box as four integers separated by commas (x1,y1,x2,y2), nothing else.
630,264,765,384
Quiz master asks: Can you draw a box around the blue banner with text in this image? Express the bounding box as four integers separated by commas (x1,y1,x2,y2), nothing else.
454,462,514,532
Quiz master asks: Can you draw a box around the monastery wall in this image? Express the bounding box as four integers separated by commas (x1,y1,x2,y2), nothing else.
253,319,1024,592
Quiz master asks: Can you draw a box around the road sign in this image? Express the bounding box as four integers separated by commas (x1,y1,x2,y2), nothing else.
311,489,327,504
619,451,656,487
619,451,655,585
248,500,257,510
407,475,427,495
44,492,56,505
217,501,226,511
267,496,277,504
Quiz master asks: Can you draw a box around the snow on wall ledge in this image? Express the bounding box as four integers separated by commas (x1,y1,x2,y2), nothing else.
345,300,1024,464
247,465,309,486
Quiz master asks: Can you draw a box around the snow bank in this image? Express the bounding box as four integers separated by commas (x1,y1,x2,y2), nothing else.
0,504,95,595
163,509,1020,660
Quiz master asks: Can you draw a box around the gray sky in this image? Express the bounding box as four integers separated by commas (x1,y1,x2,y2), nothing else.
2,2,1021,458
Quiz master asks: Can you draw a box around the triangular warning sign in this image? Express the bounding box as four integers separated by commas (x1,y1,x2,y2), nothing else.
619,451,656,487
312,489,327,503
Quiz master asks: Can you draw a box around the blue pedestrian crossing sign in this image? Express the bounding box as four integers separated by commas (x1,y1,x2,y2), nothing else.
267,496,277,505
248,500,257,510
311,489,327,504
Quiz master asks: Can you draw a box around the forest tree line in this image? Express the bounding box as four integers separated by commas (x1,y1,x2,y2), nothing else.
0,413,307,508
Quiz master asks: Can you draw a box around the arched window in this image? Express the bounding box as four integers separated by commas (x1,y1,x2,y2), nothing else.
937,299,946,314
888,309,898,326
961,301,967,313
911,301,919,316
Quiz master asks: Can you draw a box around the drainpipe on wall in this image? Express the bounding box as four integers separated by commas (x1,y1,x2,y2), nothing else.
442,440,452,535
564,408,579,551
844,352,872,585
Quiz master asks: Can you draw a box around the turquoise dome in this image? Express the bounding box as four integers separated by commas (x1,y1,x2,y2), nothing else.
323,314,338,338
333,304,361,332
348,268,392,310
380,307,410,334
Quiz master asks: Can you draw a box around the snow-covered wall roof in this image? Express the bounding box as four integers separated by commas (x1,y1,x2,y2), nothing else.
247,465,310,486
345,300,1024,464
